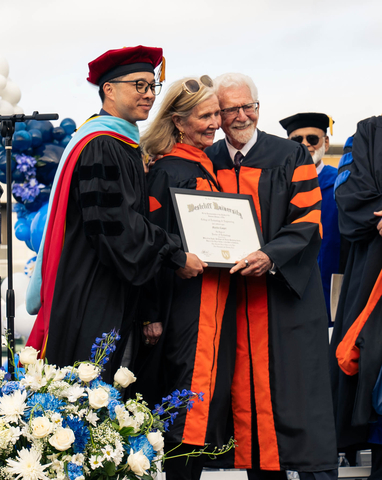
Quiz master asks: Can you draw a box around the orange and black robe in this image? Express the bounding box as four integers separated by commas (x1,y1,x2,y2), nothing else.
206,131,337,472
134,143,236,448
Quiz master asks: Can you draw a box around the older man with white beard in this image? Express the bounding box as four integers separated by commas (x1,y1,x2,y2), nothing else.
206,74,338,480
279,113,341,325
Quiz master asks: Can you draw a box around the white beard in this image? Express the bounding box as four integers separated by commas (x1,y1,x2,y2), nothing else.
227,121,255,146
312,141,326,165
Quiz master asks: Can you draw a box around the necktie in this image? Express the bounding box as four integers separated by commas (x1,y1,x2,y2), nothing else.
234,151,244,169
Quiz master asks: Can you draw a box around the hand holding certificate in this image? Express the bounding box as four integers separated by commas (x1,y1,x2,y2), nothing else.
170,188,264,268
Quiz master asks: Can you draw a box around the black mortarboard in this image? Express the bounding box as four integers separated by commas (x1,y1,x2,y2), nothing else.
279,112,334,136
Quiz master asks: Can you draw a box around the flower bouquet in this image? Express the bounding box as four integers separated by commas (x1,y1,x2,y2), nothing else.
0,330,233,480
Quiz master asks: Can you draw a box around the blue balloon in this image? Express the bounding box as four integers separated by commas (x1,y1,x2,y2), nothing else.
15,219,30,242
30,202,48,252
60,135,72,148
27,211,38,224
60,118,76,135
14,122,27,132
25,186,51,212
35,143,64,185
28,129,43,148
25,238,34,252
12,131,32,152
0,170,6,183
26,120,54,143
52,127,66,142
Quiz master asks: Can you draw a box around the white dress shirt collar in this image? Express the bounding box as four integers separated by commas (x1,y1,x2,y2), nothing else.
316,161,325,175
225,130,258,163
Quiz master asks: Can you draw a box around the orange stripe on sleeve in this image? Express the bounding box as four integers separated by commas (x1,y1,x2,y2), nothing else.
292,209,322,237
290,187,322,208
291,164,317,182
336,269,382,376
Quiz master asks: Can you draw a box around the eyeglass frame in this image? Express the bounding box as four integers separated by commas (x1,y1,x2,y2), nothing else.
220,102,259,117
107,79,163,96
290,134,326,147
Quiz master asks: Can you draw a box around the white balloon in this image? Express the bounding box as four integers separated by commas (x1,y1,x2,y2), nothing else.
0,74,6,92
1,79,21,104
0,55,9,78
15,303,36,338
1,273,30,308
0,99,14,115
13,105,24,114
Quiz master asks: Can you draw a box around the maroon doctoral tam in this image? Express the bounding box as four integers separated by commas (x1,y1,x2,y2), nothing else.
87,45,164,86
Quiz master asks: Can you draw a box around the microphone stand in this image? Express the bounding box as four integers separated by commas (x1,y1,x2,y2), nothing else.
0,111,58,376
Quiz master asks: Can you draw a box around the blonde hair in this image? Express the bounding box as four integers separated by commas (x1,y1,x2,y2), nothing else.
141,77,216,156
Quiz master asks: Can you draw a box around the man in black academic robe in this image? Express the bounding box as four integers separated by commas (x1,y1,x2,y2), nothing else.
26,46,205,381
205,73,338,480
330,115,382,479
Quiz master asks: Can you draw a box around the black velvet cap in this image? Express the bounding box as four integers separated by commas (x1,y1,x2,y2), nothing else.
279,113,334,136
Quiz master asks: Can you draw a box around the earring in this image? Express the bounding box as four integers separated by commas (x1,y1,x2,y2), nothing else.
179,131,184,143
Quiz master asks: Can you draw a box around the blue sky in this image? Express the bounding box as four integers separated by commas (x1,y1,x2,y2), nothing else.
0,0,381,145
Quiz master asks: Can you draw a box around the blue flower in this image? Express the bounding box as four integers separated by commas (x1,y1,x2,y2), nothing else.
153,404,165,416
128,435,155,462
169,412,178,424
89,329,121,365
24,393,65,420
67,462,83,480
63,417,90,454
107,399,122,420
15,154,36,177
1,381,25,396
12,179,45,203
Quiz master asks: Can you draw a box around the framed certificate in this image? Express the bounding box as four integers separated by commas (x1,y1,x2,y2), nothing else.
170,188,264,268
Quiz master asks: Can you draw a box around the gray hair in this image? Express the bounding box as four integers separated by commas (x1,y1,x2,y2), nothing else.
214,73,258,102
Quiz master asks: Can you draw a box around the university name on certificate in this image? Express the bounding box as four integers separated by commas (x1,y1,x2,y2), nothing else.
170,188,263,268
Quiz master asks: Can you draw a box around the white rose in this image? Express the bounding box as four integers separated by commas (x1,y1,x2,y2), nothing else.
114,367,136,388
78,363,100,383
31,416,52,438
87,387,109,409
147,431,164,452
127,449,150,476
19,346,39,365
49,426,75,451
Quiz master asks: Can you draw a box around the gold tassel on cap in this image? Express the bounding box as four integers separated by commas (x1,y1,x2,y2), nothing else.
158,57,166,82
329,116,334,136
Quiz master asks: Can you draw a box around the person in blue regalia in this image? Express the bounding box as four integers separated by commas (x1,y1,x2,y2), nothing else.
280,112,341,325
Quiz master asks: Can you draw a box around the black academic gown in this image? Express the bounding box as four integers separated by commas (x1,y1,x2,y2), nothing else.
330,116,382,449
45,135,186,382
206,132,337,472
134,143,236,448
